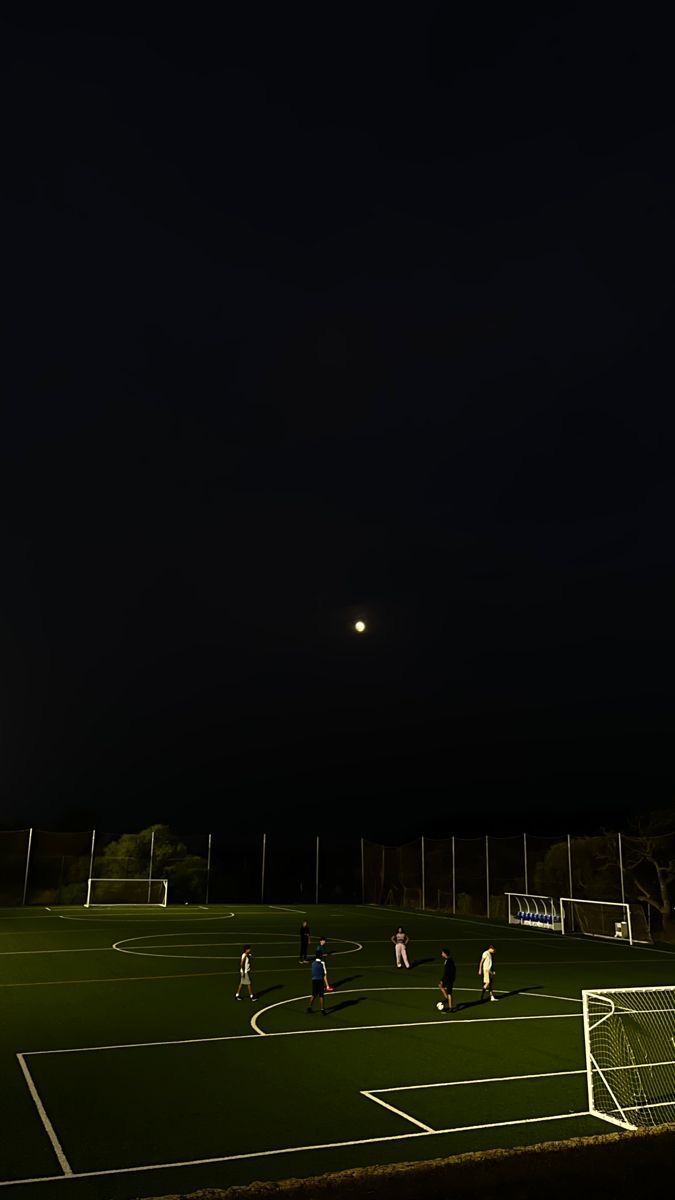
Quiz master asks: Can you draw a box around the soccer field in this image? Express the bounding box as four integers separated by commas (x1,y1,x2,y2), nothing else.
1,903,674,1200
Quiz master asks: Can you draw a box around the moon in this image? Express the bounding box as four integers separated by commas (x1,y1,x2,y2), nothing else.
354,620,366,633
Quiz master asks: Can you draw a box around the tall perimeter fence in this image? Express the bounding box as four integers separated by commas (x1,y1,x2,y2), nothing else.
0,828,658,924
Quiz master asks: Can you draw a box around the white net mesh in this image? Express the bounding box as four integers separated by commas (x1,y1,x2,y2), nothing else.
584,986,675,1129
563,898,652,943
86,878,168,906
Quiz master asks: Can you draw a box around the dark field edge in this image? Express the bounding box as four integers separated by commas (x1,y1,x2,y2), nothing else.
150,1124,675,1200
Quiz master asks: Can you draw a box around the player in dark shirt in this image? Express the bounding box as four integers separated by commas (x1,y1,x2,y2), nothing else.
439,947,456,1013
299,920,311,963
307,954,328,1015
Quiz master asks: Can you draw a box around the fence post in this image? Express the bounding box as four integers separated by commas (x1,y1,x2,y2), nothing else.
452,835,456,914
315,836,320,906
360,837,365,903
617,831,626,907
205,832,212,905
421,836,426,910
88,829,96,889
22,828,33,906
261,833,267,905
147,830,155,903
485,834,490,918
523,832,528,894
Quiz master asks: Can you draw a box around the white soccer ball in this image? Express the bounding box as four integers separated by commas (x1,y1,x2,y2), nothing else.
436,1001,445,1011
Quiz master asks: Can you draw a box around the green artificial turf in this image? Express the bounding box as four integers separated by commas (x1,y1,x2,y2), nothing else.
0,902,673,1200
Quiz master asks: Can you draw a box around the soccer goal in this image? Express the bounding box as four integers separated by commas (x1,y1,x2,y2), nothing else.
505,892,561,930
582,986,675,1130
85,878,168,907
560,898,652,945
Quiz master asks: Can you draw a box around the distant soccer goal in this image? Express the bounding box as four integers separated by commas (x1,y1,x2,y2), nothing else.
583,986,675,1130
505,892,561,931
560,898,652,945
85,878,168,907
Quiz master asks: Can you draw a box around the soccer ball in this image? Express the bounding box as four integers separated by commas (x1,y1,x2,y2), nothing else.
436,1001,445,1011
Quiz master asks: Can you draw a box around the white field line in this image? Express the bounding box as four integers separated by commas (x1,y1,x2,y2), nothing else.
21,1013,581,1059
357,905,675,956
55,913,235,923
250,987,582,1037
0,969,232,990
368,1067,586,1094
0,947,112,957
0,1110,596,1190
112,933,362,962
114,936,299,945
16,1055,72,1176
357,905,553,938
268,905,307,913
362,1090,435,1132
22,987,580,1057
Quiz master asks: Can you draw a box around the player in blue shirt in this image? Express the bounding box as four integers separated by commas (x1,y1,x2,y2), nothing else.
307,954,328,1015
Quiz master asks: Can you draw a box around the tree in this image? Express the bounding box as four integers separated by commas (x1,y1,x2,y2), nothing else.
534,835,622,901
95,824,208,903
617,812,675,938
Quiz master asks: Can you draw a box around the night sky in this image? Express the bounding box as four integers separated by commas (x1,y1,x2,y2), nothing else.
2,7,674,835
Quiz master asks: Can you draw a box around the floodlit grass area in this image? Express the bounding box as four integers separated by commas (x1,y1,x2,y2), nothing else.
0,903,674,1200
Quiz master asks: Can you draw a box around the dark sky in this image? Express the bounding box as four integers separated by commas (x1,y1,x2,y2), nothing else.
2,6,674,835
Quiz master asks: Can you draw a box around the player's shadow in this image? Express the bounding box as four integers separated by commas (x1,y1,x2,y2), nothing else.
255,984,284,999
332,975,363,988
495,985,544,1001
410,957,435,969
326,998,365,1015
453,985,543,1013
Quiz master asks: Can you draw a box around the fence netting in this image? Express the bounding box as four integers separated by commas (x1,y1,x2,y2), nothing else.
424,838,453,911
489,836,526,918
362,839,423,907
454,837,487,915
27,830,94,905
1,826,670,938
0,829,31,905
318,837,362,904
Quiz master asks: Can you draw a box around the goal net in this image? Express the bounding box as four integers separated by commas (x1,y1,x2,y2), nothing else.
85,878,168,907
582,986,675,1130
506,892,561,930
561,898,652,945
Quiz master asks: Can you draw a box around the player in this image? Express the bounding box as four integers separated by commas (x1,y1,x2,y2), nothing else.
314,936,333,989
391,926,411,968
438,947,456,1012
299,919,311,963
307,952,328,1015
235,945,257,1001
478,944,497,1001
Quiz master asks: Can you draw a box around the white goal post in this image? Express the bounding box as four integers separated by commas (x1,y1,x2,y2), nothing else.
560,898,652,945
85,878,168,907
582,986,675,1130
505,892,562,930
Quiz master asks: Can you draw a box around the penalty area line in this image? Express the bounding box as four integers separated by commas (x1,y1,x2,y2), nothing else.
16,1055,72,1176
0,1110,596,1190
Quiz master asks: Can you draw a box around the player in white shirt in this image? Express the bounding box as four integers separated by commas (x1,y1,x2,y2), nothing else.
478,944,497,1001
235,945,257,1001
391,926,410,969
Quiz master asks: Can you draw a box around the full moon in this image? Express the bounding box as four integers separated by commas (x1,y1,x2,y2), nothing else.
354,620,366,633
